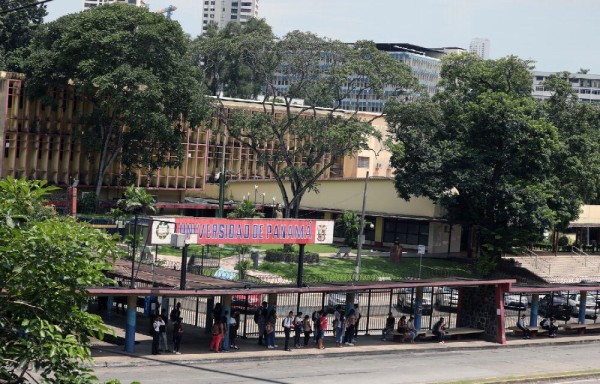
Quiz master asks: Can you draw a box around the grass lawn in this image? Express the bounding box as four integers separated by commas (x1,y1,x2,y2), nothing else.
258,257,477,282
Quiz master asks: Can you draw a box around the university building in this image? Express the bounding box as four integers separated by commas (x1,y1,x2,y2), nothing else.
532,70,600,103
0,71,462,254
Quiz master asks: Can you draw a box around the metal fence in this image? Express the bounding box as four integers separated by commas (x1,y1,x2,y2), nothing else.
146,288,461,339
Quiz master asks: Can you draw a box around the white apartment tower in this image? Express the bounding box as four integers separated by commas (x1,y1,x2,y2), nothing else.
469,38,490,60
83,0,146,11
201,0,259,34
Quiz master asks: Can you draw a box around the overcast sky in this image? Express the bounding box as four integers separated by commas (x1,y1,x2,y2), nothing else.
45,0,600,73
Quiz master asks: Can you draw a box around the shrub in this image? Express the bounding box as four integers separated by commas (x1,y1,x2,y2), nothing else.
265,249,319,263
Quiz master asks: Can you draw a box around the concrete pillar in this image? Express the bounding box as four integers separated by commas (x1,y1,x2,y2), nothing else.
161,297,170,320
222,295,232,352
495,284,507,345
374,217,384,247
579,291,587,324
267,293,278,311
205,296,215,333
414,287,423,331
125,295,137,353
530,294,539,328
107,296,114,321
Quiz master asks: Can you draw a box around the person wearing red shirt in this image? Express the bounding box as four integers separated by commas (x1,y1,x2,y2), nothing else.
318,312,328,350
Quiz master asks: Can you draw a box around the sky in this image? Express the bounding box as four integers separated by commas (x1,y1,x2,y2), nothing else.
45,0,600,73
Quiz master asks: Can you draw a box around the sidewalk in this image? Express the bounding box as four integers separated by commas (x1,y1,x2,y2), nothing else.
91,313,600,368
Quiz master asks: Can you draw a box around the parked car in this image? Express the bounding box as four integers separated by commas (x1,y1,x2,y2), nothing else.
435,286,459,312
397,287,433,315
326,292,360,314
568,294,599,319
231,294,262,314
504,294,529,310
539,294,572,321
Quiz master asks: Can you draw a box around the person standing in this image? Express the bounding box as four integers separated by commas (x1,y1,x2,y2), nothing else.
257,301,268,346
230,311,240,350
209,318,224,352
158,315,169,352
432,317,447,344
152,315,165,355
283,311,294,351
334,306,344,347
353,303,361,338
313,310,321,344
172,317,184,354
266,314,277,349
169,302,182,345
293,312,304,348
318,312,328,350
344,310,356,346
303,314,313,347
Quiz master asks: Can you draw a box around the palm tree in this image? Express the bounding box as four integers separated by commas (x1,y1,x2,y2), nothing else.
117,186,156,288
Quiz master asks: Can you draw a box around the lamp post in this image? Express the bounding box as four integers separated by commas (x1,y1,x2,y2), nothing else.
254,185,258,204
261,192,265,206
354,171,369,282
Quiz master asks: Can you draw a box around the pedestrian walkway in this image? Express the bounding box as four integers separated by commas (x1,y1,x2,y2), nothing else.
91,311,600,368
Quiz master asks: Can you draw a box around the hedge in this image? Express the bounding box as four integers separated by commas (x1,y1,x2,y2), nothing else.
265,249,320,263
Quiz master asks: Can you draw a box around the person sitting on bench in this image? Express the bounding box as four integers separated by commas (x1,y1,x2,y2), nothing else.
381,312,395,341
516,314,531,339
432,317,447,344
540,316,558,337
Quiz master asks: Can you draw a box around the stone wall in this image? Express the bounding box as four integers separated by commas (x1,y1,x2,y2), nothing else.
458,285,498,342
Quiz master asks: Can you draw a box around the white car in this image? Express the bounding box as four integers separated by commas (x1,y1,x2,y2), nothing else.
569,294,599,319
397,288,433,315
435,287,459,312
504,294,528,310
326,292,360,314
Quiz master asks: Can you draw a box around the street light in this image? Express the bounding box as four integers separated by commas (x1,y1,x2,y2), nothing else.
354,171,369,282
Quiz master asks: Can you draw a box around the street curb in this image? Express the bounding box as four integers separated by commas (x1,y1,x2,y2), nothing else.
92,336,600,368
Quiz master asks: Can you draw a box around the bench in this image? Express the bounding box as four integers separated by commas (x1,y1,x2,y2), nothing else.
390,330,426,342
335,246,352,258
508,326,548,338
439,327,485,340
561,323,587,335
391,327,484,342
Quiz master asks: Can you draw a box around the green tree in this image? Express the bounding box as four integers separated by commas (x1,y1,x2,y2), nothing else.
537,72,600,249
335,210,361,248
0,177,118,383
0,0,47,71
190,18,275,99
117,186,156,287
387,55,567,264
24,3,210,197
221,32,416,217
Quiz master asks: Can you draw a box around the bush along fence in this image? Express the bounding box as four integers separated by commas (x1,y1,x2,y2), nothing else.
264,249,320,263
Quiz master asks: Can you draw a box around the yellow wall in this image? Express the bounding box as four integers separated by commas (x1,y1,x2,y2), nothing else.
572,205,600,226
208,178,443,218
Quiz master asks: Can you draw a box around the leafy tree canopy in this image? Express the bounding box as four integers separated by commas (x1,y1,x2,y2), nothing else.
24,3,211,197
387,54,574,259
0,0,47,71
197,26,417,217
0,177,118,383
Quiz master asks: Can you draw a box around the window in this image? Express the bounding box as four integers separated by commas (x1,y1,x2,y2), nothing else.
383,218,429,245
357,156,370,168
231,15,237,19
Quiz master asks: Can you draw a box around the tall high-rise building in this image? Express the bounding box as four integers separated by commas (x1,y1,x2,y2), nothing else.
83,0,146,11
201,0,259,34
469,38,490,60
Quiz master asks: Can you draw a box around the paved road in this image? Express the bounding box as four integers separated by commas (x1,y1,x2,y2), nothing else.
94,342,600,384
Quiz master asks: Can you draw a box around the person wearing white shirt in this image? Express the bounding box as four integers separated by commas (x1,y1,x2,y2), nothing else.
283,311,294,351
152,315,165,355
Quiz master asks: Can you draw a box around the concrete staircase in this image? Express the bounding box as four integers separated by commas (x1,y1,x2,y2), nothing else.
510,251,600,284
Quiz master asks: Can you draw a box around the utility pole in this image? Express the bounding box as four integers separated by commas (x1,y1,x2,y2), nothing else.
354,172,369,282
217,128,227,218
